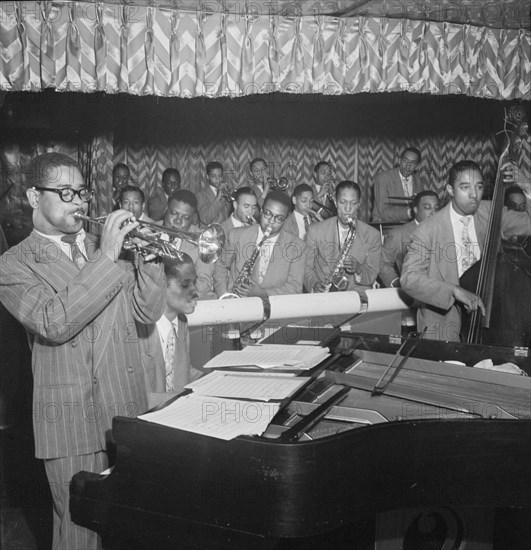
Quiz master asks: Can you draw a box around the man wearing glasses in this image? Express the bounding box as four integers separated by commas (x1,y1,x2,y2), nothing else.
372,147,423,223
0,153,165,550
214,191,307,298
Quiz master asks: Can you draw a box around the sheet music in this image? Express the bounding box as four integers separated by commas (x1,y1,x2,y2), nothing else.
185,370,310,401
203,344,330,370
139,394,280,440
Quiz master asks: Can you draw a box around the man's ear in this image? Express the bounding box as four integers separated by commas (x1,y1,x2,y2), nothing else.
446,183,454,198
292,196,296,206
26,188,40,209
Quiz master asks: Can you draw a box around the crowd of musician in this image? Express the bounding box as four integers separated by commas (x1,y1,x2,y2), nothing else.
1,149,531,550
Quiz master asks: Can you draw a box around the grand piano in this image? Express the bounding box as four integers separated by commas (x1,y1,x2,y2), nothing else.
70,330,531,549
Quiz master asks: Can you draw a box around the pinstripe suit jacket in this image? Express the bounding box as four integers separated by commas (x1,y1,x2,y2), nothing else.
379,220,417,287
0,231,165,459
401,201,531,341
304,216,381,292
213,225,307,297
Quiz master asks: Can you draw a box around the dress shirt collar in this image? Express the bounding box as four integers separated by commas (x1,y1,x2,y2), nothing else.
35,229,87,259
230,214,245,228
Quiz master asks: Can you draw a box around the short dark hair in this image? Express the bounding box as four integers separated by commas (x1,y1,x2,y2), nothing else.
412,190,438,208
163,253,194,282
113,163,130,176
30,153,80,188
448,160,482,189
313,161,331,174
250,158,267,171
168,189,198,211
335,180,361,201
206,161,223,175
505,185,525,201
263,190,291,214
119,185,144,203
233,186,257,202
162,168,181,183
292,183,313,198
401,147,421,161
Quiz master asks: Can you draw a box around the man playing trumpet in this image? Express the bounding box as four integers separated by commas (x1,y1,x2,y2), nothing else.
0,153,165,550
283,183,320,240
305,180,381,293
197,161,232,225
214,191,307,299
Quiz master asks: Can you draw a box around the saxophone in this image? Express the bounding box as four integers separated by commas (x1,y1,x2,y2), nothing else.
232,223,274,292
325,217,356,292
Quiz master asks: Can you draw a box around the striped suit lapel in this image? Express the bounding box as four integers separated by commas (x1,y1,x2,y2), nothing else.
30,232,80,292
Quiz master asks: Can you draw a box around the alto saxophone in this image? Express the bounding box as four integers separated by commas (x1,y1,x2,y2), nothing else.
325,217,356,292
232,223,274,292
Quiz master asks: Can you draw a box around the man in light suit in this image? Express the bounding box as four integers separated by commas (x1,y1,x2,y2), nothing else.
0,153,165,550
401,160,531,341
195,187,259,298
305,181,381,293
241,157,271,208
196,161,232,225
372,147,423,223
283,183,318,240
379,190,440,288
164,189,216,299
214,191,307,298
147,167,181,221
137,253,202,409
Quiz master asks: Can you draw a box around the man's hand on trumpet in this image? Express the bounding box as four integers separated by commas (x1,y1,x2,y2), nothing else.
100,210,139,263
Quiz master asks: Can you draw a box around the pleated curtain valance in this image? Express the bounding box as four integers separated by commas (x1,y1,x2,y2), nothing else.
1,1,530,100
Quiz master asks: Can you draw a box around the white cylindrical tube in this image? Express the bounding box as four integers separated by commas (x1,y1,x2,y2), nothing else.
187,297,264,327
365,288,410,312
269,291,362,320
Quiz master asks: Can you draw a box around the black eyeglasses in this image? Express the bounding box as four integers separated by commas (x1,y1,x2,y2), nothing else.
262,209,286,223
32,186,94,203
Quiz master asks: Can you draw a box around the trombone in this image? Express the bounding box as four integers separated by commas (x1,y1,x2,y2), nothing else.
75,212,225,263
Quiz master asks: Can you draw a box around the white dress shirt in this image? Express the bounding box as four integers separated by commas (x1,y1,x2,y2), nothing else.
35,229,87,261
256,227,280,283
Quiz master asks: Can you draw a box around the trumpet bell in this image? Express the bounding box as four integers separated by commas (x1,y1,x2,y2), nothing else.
196,223,226,264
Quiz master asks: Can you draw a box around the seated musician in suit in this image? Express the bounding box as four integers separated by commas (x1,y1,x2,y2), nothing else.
111,162,131,210
372,147,423,223
221,186,258,234
196,161,232,225
147,168,181,221
311,161,337,218
214,191,307,298
401,160,531,341
138,253,202,408
119,184,155,223
379,190,440,288
163,189,212,298
283,183,316,240
305,180,381,293
243,157,271,208
195,187,259,299
0,153,165,550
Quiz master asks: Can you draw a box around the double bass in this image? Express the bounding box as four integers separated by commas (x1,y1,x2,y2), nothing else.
460,105,531,346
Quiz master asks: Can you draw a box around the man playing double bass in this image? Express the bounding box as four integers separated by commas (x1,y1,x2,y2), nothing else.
401,160,531,342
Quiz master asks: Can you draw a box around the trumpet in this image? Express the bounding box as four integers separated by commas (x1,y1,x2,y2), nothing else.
245,215,257,225
74,212,225,264
267,176,289,191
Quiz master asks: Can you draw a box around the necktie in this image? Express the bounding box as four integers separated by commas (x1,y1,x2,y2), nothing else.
460,216,476,273
258,241,272,284
304,215,310,232
164,326,176,392
402,177,411,197
61,234,86,269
